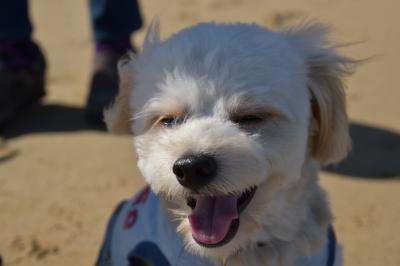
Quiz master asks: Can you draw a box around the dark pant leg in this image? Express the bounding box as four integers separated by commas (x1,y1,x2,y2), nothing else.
0,0,32,40
89,0,143,42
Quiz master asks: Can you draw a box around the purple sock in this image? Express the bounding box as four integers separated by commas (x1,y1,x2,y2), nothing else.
95,39,133,56
0,40,38,70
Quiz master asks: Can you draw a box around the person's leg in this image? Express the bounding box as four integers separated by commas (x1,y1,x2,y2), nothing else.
86,0,142,124
90,0,142,43
0,0,46,129
0,0,32,40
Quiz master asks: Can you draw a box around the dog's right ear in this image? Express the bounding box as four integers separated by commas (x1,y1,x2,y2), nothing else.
104,19,161,134
282,22,356,164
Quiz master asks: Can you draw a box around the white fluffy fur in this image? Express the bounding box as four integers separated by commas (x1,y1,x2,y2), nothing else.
105,21,354,265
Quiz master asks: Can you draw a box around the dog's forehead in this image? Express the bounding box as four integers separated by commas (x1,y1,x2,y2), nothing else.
155,72,293,117
142,23,305,83
134,23,308,116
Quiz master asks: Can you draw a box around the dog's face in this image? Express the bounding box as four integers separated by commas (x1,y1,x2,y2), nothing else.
106,22,352,261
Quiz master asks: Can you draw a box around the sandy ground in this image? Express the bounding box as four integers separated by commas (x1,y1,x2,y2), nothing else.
0,0,399,265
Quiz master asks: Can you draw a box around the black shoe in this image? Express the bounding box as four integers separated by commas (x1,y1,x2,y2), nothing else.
0,41,46,129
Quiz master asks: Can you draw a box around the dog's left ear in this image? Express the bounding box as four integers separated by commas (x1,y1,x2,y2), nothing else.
282,23,356,164
104,20,161,134
104,53,135,134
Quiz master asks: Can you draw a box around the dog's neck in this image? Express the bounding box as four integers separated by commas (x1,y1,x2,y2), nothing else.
227,159,332,266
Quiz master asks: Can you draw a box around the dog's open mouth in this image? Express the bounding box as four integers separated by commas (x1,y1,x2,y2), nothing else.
186,187,257,247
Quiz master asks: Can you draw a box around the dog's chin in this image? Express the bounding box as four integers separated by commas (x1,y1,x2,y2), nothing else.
185,187,257,249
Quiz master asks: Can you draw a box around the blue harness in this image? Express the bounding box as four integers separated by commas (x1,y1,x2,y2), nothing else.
96,187,336,266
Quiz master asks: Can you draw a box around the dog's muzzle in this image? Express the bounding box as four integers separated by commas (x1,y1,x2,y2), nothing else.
172,153,257,247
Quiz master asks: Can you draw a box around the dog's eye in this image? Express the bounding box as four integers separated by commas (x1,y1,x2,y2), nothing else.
232,115,264,125
159,116,183,127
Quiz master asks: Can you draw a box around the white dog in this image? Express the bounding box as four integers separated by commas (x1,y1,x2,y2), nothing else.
96,21,354,266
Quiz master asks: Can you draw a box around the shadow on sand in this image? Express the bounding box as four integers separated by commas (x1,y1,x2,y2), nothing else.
1,105,399,179
0,104,105,139
324,122,400,179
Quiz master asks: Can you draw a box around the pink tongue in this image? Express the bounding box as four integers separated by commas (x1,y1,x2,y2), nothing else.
188,195,238,245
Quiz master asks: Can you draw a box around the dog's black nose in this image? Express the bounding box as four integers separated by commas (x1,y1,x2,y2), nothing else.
173,154,217,190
